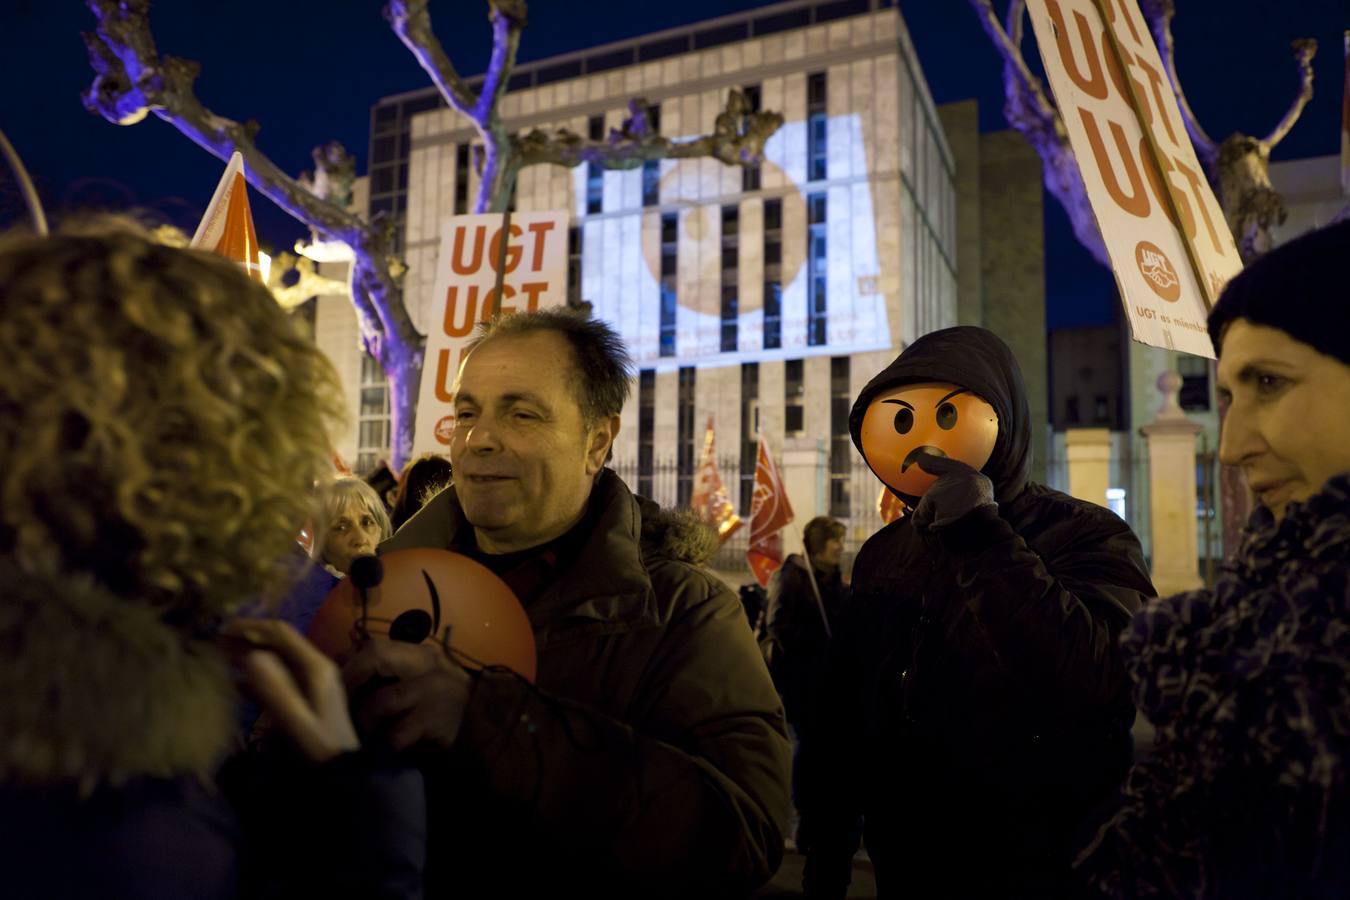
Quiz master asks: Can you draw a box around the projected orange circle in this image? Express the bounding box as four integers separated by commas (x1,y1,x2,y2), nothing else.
306,548,537,682
859,381,998,498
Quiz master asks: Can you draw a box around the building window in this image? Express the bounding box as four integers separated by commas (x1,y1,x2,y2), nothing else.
807,193,827,346
567,225,582,307
1093,394,1109,423
721,204,739,352
638,369,655,497
742,84,762,192
740,362,759,514
1066,395,1080,425
830,356,851,517
642,104,661,208
763,198,782,350
785,358,805,434
677,366,696,506
807,71,827,182
1177,356,1211,411
454,144,470,216
660,213,678,357
357,354,390,474
587,115,604,214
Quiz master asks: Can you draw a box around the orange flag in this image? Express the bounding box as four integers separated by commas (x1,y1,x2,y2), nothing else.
690,416,743,543
191,151,264,283
878,484,907,525
747,430,794,587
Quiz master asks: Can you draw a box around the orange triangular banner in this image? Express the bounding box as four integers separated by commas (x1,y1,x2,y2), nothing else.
191,151,263,283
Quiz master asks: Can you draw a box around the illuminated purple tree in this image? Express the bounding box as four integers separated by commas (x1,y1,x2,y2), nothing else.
84,0,783,469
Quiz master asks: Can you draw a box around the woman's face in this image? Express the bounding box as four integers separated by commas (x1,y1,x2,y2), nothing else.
321,500,384,575
1217,319,1350,520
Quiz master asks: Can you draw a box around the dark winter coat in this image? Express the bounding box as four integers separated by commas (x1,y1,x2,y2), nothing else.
0,559,426,900
381,467,793,898
764,553,848,730
1077,473,1350,899
800,327,1155,898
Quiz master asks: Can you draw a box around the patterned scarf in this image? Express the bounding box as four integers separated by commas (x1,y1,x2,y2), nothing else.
1078,474,1350,898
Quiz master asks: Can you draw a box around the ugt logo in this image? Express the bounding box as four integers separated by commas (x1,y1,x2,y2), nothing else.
1135,241,1181,302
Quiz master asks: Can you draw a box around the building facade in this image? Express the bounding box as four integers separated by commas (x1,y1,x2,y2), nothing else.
315,0,1052,570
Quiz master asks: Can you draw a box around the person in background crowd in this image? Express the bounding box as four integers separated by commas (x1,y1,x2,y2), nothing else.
364,459,400,515
389,454,453,532
312,476,393,576
1078,219,1350,899
762,517,852,860
0,221,425,899
346,309,792,899
800,326,1155,899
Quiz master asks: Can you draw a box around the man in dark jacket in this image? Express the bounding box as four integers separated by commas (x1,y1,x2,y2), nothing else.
799,326,1155,898
343,310,792,898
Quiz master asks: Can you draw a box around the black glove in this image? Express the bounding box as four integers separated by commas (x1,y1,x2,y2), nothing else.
911,452,996,531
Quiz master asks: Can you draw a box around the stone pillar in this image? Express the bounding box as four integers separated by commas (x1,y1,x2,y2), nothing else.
1140,372,1203,597
1065,428,1112,507
782,437,828,523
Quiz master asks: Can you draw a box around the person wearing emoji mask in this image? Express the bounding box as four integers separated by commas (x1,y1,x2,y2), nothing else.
797,326,1155,899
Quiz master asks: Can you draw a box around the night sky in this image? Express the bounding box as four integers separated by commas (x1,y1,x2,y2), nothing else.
1,0,1344,330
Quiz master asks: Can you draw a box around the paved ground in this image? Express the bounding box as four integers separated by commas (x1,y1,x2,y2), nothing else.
755,849,876,898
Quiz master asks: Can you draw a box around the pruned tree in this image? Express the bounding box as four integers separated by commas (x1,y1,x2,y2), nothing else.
84,0,784,469
970,0,1319,557
970,0,1317,262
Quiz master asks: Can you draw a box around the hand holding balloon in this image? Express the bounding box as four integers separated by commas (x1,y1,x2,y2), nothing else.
910,453,996,531
342,639,473,752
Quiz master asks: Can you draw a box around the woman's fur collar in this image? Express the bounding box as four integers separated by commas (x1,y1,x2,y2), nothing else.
0,558,236,791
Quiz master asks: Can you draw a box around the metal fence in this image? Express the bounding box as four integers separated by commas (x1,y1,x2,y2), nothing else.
610,455,886,580
618,437,1227,588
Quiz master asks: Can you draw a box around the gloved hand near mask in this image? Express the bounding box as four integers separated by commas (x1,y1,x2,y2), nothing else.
910,452,995,531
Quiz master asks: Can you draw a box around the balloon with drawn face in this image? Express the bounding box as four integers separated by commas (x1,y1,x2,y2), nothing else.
859,381,999,498
306,548,537,682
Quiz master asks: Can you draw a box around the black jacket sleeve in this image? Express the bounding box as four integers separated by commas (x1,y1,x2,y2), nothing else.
936,503,1155,716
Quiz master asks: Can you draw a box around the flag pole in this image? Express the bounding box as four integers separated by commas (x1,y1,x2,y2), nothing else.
789,516,831,639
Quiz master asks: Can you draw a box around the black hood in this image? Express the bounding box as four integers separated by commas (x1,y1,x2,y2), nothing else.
849,326,1032,505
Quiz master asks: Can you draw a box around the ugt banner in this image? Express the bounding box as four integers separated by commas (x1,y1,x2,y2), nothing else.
412,212,569,456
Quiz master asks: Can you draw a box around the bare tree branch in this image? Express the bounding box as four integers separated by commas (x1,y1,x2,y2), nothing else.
1260,38,1318,149
968,0,1109,265
384,0,481,119
514,94,784,171
84,0,425,464
1138,0,1216,161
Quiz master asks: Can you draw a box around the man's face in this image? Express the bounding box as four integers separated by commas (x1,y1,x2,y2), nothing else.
450,331,618,554
814,535,844,568
1217,319,1350,520
322,500,383,575
858,381,999,497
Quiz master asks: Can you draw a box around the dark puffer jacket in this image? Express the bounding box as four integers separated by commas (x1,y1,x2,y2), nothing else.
381,468,792,899
1077,473,1350,899
800,327,1155,898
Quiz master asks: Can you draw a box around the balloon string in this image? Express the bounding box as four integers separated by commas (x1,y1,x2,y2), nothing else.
0,128,49,236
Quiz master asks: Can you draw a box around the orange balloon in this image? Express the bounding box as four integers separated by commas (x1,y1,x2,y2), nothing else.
859,381,998,498
307,548,537,682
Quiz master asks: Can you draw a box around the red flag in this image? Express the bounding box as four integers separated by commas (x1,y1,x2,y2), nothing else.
747,431,794,587
690,416,743,543
878,484,907,525
191,151,264,283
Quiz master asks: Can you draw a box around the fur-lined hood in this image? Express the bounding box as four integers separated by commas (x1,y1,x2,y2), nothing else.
0,558,237,791
638,502,719,568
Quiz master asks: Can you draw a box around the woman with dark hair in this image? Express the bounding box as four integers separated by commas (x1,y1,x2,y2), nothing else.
389,454,453,532
1079,219,1350,898
0,222,424,899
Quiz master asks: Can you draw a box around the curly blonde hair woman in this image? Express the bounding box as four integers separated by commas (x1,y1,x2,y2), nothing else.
0,221,425,898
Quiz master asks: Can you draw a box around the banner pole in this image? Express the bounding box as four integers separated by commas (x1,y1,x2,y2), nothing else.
790,517,831,639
